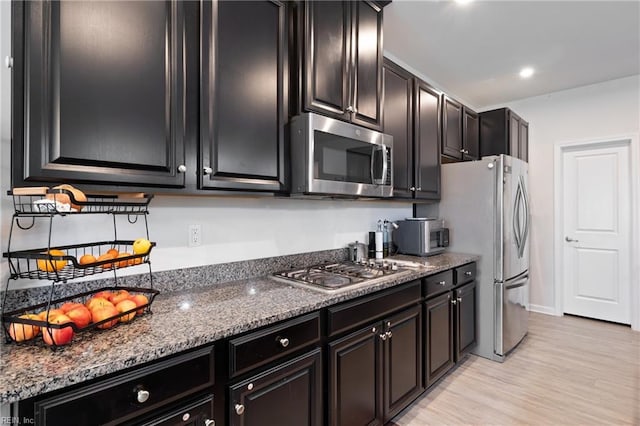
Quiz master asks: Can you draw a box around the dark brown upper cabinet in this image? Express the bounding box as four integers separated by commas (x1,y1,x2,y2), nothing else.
441,96,463,160
382,59,441,201
299,1,383,131
200,0,288,192
462,107,479,161
12,1,192,188
479,107,529,162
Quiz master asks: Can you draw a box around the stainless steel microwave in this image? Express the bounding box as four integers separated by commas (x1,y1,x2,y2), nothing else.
289,113,393,197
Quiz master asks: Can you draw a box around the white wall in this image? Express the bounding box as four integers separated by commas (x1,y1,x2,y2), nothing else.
484,75,640,312
0,4,413,289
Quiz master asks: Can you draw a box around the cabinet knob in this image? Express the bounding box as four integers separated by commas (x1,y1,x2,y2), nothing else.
410,187,416,191
457,297,462,303
182,413,190,422
346,106,354,113
379,333,387,341
385,331,393,339
205,420,215,426
203,167,213,175
5,56,13,68
278,337,290,348
460,148,465,153
136,389,150,403
438,281,446,286
451,299,457,305
417,187,422,191
464,271,472,276
465,150,470,154
235,404,245,415
177,164,187,173
371,327,377,333
247,383,254,390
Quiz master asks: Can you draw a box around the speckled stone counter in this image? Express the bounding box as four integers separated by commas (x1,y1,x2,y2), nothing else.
0,252,478,404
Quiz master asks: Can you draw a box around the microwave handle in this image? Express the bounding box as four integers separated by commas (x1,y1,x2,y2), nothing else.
372,146,388,185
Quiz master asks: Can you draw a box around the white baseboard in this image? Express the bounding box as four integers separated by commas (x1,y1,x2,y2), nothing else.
529,304,559,316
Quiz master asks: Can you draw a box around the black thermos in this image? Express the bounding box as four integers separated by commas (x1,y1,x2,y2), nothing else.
368,231,376,259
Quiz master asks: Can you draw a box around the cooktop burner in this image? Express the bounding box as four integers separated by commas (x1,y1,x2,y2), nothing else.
273,261,403,292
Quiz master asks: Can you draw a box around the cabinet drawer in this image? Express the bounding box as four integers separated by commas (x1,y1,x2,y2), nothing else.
32,345,214,426
423,270,454,298
455,262,476,285
138,394,214,426
229,312,321,377
327,280,421,337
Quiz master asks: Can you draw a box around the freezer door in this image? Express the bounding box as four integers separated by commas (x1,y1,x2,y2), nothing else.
495,273,529,356
501,156,530,280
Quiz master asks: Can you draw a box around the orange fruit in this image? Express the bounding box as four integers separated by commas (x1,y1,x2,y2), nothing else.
37,249,68,272
115,252,132,268
97,252,116,269
79,254,97,265
8,314,41,341
106,248,119,257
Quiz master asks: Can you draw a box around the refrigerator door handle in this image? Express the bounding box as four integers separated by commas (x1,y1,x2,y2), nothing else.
519,175,530,258
505,274,528,289
512,182,523,255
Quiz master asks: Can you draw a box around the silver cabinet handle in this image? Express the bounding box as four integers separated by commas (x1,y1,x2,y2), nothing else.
278,337,289,348
386,331,393,339
457,297,462,303
177,165,187,173
410,187,416,191
417,187,422,191
5,56,13,68
379,333,387,341
464,271,472,276
438,281,446,286
205,420,215,426
460,148,465,153
235,404,245,415
565,236,579,242
451,299,457,305
203,167,213,175
136,389,150,403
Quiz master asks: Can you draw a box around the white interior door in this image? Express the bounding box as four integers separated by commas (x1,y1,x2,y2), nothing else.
562,142,631,324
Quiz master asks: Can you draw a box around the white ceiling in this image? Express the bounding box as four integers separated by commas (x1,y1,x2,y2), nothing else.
383,0,640,109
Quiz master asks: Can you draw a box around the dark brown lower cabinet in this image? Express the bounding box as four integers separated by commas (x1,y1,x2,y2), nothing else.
228,348,322,426
383,306,423,422
455,281,477,362
328,305,422,426
424,292,454,388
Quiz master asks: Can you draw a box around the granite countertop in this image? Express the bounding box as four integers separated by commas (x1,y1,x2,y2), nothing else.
0,252,478,404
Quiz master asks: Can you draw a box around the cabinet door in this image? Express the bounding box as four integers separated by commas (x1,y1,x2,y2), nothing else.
382,59,413,199
329,323,383,426
200,0,288,192
16,1,188,187
383,305,423,422
229,349,322,426
413,80,441,200
509,112,520,158
424,292,454,388
455,282,477,362
302,1,351,121
350,1,383,131
442,96,463,159
462,107,479,161
519,121,529,162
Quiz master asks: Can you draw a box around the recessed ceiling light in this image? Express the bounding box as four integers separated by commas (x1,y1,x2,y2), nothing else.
520,67,535,79
454,0,474,5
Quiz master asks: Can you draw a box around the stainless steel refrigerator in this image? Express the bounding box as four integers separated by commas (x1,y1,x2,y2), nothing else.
419,155,530,362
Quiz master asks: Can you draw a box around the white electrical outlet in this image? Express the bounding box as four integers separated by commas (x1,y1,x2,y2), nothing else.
188,224,202,247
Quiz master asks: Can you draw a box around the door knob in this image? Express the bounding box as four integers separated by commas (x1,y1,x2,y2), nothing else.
565,236,579,243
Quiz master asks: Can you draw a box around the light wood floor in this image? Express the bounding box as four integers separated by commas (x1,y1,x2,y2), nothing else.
391,312,640,425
